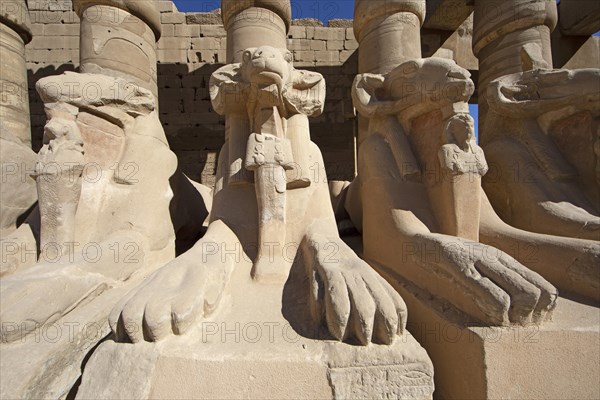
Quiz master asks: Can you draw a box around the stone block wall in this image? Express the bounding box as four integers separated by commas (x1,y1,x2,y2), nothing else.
18,0,600,186
25,0,361,186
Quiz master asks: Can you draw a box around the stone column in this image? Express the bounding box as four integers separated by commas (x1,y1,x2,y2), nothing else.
0,0,33,146
222,0,291,63
0,0,37,237
353,0,426,75
74,0,162,100
353,0,425,145
220,0,291,185
473,0,558,143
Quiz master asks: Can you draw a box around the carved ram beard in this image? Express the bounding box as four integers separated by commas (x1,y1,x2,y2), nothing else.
247,82,282,109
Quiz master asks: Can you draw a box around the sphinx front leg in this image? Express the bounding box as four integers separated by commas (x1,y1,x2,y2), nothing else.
109,220,238,343
359,133,556,326
483,138,599,240
480,190,600,302
0,262,109,343
299,228,407,345
365,182,557,326
0,230,154,343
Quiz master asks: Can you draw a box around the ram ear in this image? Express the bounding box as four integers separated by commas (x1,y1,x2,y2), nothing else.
209,63,247,115
284,70,326,117
352,73,398,118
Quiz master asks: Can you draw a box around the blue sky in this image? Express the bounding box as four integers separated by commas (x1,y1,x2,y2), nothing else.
173,1,600,34
173,0,355,19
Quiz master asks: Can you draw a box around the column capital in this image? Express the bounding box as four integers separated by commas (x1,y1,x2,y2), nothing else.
221,0,291,31
74,0,161,40
0,0,32,44
473,0,557,56
354,0,425,41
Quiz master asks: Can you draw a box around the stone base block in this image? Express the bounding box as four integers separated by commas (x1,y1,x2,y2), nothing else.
76,333,433,400
379,269,600,400
76,262,434,399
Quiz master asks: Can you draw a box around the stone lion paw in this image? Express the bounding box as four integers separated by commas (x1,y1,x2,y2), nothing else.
303,236,407,345
416,234,557,325
109,253,228,343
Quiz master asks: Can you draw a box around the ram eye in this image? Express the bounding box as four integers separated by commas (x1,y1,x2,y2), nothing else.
284,51,293,63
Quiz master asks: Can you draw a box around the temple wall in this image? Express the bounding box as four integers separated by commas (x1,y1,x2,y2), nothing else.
22,0,597,186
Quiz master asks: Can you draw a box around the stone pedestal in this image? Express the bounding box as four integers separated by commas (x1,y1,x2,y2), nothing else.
77,260,434,400
74,0,161,100
379,267,600,400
